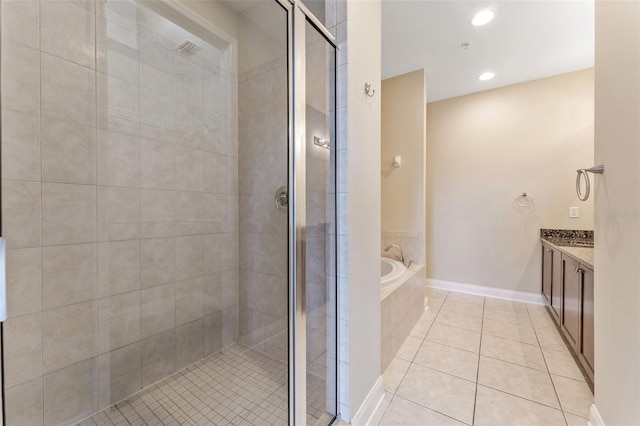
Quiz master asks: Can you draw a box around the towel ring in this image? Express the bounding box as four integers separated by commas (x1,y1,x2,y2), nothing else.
517,192,534,208
576,165,604,201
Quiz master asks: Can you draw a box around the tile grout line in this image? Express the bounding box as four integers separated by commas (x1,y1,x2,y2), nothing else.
526,303,570,425
471,296,485,425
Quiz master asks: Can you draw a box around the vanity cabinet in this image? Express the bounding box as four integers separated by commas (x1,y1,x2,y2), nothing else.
561,256,581,348
542,244,553,303
541,242,562,322
541,243,594,381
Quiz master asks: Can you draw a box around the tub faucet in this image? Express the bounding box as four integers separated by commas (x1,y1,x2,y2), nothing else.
384,244,405,265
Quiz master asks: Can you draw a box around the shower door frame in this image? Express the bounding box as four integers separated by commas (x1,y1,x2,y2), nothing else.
288,2,338,425
0,0,338,424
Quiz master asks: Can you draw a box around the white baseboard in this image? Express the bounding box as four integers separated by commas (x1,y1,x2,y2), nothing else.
588,404,605,426
426,279,546,305
350,375,384,426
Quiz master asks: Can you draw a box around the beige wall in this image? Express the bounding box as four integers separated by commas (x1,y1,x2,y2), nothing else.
426,69,594,294
593,1,640,424
381,69,426,264
340,0,382,421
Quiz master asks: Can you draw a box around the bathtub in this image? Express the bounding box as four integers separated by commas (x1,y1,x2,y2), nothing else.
380,257,426,373
381,257,406,287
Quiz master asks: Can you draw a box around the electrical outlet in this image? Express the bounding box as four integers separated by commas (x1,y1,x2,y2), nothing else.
569,206,579,218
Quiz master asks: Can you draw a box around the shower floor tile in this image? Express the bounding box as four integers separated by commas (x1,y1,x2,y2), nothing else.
77,344,328,426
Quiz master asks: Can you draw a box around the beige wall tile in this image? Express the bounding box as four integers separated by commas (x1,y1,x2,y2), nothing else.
98,343,141,409
97,72,139,124
4,313,43,388
141,283,175,338
42,118,96,184
98,240,140,297
97,130,140,187
176,235,204,281
97,186,141,241
141,330,176,387
98,291,141,354
174,191,204,235
176,277,204,326
140,86,174,128
175,146,203,192
40,0,95,69
43,301,98,374
204,312,223,355
41,53,96,127
1,0,39,49
2,179,41,249
6,247,42,318
43,243,97,310
140,138,175,190
1,109,41,181
42,182,96,245
176,319,204,370
5,378,43,426
141,237,176,288
96,18,139,85
140,189,174,238
1,40,40,115
43,359,98,425
239,231,286,276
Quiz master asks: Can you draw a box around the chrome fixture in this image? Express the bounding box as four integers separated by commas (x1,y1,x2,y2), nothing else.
364,83,375,97
384,244,405,265
517,192,534,207
275,186,288,209
313,136,330,150
576,165,605,201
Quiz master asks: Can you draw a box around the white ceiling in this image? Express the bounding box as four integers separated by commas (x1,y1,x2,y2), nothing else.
382,1,594,103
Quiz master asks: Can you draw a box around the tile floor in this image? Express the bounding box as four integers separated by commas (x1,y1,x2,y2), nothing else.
374,289,594,426
77,344,330,426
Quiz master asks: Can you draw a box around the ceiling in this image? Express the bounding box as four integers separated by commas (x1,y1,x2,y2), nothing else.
382,1,594,103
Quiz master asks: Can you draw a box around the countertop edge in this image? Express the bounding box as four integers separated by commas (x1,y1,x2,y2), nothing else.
541,238,594,269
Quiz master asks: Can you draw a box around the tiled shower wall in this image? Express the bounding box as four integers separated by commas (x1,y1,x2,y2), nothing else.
1,1,238,424
237,57,289,360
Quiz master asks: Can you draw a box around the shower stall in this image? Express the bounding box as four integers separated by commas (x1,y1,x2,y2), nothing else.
0,0,337,424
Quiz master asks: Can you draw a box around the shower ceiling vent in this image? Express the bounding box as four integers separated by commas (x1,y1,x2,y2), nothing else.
175,40,201,56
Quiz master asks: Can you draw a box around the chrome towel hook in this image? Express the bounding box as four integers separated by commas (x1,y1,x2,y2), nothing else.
364,83,375,97
576,165,604,201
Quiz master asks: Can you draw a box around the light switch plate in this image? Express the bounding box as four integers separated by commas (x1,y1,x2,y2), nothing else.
569,206,579,218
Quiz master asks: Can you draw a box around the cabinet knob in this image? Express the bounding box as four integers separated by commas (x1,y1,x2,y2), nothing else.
577,268,584,274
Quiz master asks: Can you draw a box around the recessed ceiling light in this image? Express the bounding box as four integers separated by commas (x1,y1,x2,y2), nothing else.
478,72,495,81
472,10,495,26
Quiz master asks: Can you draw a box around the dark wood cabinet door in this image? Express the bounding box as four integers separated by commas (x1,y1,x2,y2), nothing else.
562,256,580,349
542,244,553,304
581,266,595,374
551,249,563,321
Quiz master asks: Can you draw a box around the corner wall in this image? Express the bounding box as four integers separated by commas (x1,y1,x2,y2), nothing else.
593,1,640,423
381,70,426,265
327,0,382,421
426,69,594,295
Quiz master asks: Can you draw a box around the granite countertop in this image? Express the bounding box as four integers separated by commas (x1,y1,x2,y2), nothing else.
540,229,594,269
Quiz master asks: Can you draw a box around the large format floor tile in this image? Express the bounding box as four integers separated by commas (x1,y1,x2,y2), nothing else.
377,289,593,425
396,364,476,425
413,341,479,381
474,385,566,426
426,323,481,353
380,395,466,426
